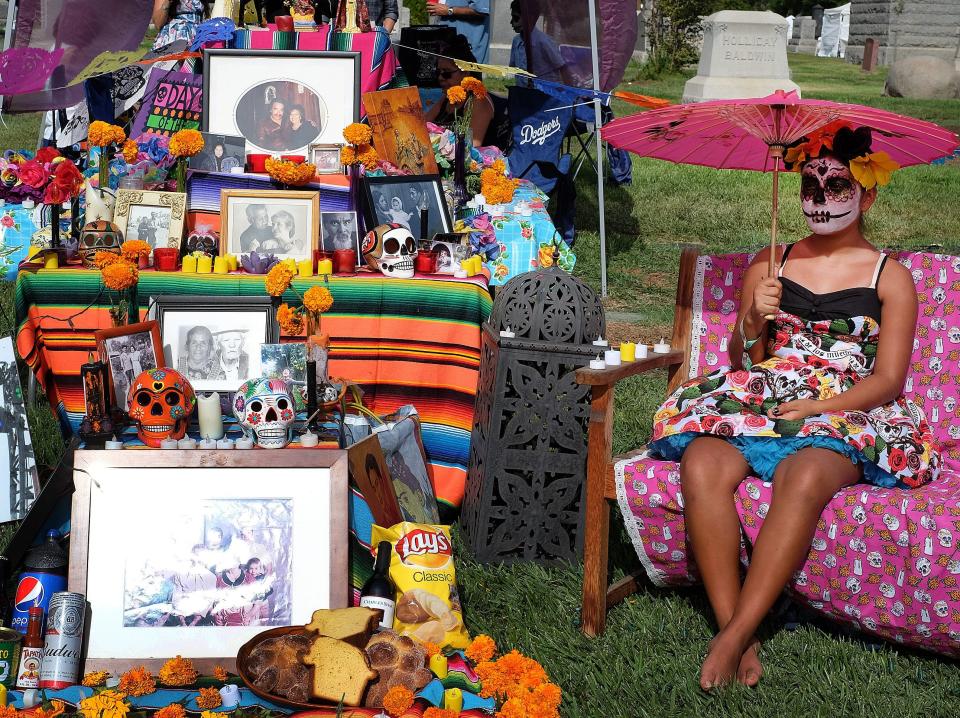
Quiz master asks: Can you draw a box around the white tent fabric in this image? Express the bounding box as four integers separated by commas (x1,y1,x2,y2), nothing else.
785,15,794,40
817,3,850,58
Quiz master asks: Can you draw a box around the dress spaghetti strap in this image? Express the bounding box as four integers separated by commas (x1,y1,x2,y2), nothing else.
870,254,888,288
777,244,795,277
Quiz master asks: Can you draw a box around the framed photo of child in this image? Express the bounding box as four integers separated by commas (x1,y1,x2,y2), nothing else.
221,189,320,263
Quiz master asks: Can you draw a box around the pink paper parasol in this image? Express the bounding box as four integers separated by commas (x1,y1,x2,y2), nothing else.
601,90,959,276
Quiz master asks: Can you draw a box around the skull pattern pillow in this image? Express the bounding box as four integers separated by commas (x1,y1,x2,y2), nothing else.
361,223,417,279
233,377,295,449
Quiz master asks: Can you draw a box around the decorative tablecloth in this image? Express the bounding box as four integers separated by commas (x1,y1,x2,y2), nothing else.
15,269,492,510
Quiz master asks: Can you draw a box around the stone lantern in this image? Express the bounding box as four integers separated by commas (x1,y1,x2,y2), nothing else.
460,266,605,565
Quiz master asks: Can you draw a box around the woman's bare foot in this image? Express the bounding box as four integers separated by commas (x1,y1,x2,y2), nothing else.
737,636,763,687
700,629,747,691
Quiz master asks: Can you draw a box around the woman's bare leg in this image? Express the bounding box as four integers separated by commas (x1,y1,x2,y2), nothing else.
679,438,760,686
699,448,859,689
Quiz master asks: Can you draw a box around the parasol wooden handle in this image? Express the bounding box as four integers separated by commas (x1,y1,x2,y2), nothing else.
765,145,785,321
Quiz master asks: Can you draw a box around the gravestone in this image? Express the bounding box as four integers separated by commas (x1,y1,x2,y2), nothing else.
682,11,800,103
796,16,818,54
847,0,960,66
885,55,960,99
861,37,879,71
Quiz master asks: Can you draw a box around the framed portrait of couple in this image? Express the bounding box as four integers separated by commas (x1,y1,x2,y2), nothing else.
221,189,320,263
95,321,165,412
202,49,361,157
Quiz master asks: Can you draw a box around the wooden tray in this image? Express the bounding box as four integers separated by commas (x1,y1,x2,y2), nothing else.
236,625,344,711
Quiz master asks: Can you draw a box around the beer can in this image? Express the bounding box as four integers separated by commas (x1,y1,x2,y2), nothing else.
39,592,85,689
0,627,23,689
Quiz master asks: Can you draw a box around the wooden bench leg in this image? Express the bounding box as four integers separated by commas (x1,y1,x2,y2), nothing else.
581,383,613,637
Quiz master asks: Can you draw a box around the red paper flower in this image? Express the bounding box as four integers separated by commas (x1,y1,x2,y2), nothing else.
35,147,61,164
18,160,47,189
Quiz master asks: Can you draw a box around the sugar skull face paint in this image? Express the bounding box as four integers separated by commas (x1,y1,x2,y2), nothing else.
800,157,864,235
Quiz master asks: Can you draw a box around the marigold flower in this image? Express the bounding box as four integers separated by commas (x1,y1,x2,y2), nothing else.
466,634,497,664
303,285,333,313
195,687,222,710
265,157,316,186
340,145,358,166
422,641,441,658
118,665,156,697
265,262,295,296
155,705,187,718
0,706,17,718
382,685,415,717
89,121,126,147
200,711,220,718
423,709,459,718
83,670,110,687
35,701,66,718
159,656,198,687
446,86,467,105
121,240,152,262
122,139,139,164
79,690,130,718
496,699,526,718
213,665,228,682
168,129,204,158
94,251,121,269
277,303,304,335
102,260,139,291
461,76,487,100
343,122,373,146
357,145,380,170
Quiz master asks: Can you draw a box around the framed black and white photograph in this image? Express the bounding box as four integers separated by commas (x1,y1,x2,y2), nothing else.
70,449,349,672
151,296,279,393
320,211,360,263
221,189,319,262
0,337,39,523
309,143,345,175
190,133,247,173
95,321,165,412
203,49,361,156
361,174,451,242
113,190,187,250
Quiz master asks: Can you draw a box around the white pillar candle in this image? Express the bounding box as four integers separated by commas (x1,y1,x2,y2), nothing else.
199,438,218,450
604,349,622,366
105,436,123,450
589,356,606,370
219,685,240,709
653,338,671,354
636,343,649,359
300,430,319,447
178,437,197,449
235,436,255,449
216,438,234,450
197,392,224,440
592,336,608,348
160,438,179,449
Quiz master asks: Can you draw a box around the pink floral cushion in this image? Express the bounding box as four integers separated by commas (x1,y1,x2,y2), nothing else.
616,251,960,656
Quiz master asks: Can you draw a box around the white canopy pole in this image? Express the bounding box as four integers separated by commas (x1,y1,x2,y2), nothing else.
586,0,608,297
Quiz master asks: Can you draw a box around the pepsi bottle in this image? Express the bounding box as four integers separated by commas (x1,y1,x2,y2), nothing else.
11,531,67,634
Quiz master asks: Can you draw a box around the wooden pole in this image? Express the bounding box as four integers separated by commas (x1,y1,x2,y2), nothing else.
767,145,784,280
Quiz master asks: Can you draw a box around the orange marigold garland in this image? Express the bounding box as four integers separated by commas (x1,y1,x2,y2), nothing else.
158,656,198,687
118,665,156,696
473,648,561,718
265,262,295,296
155,705,187,718
423,709,459,718
82,670,110,687
466,634,497,664
382,685,415,717
195,687,222,710
265,157,317,186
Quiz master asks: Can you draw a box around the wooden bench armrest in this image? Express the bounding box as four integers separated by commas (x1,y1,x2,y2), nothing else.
575,349,685,387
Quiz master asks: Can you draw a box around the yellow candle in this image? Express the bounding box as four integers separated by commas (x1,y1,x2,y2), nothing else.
297,259,314,277
44,252,59,269
226,254,238,271
620,341,636,362
429,653,448,679
283,258,297,273
197,255,213,274
471,255,483,275
27,246,43,260
317,259,333,275
443,688,463,713
213,256,229,274
182,254,197,273
460,258,473,275
0,682,7,707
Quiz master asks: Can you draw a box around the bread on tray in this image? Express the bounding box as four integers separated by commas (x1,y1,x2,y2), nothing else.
302,634,378,706
305,606,380,649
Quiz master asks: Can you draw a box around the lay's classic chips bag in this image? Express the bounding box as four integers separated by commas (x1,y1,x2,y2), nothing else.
370,522,470,649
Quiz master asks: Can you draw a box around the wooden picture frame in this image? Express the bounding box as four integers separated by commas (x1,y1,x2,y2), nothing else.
150,295,279,394
70,449,350,673
361,174,451,242
347,434,403,528
221,189,320,263
308,143,346,175
95,321,165,413
113,190,187,250
362,87,439,175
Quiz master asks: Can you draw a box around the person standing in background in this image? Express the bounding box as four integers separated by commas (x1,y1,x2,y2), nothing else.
426,0,490,64
364,0,399,31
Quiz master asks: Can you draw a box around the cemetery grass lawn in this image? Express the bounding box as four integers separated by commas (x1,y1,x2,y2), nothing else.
2,53,960,716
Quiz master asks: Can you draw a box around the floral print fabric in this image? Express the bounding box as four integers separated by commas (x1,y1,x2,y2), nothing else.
617,251,960,657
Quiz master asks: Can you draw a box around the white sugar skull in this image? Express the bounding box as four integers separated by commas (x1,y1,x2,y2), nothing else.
651,541,668,553
757,502,769,519
863,617,877,631
649,493,663,508
710,285,723,300
361,223,417,279
935,600,950,618
932,286,946,304
949,327,960,344
633,480,648,495
939,528,954,547
916,557,932,577
929,357,943,374
882,513,900,531
721,299,735,315
811,536,827,551
931,318,947,331
846,577,862,594
667,470,680,486
920,514,937,530
867,551,883,568
911,269,924,284
879,582,896,598
949,425,960,440
705,352,719,366
794,570,808,587
852,505,867,524
945,397,957,413
917,624,932,638
824,554,837,568
897,530,910,547
849,537,867,553
670,550,685,562
914,589,932,604
843,604,861,617
892,601,905,617
926,388,944,402
233,377,295,449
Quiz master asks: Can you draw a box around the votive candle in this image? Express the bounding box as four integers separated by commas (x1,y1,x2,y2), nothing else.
213,256,229,274
300,430,319,447
443,688,463,713
429,653,448,679
197,255,213,274
235,436,254,449
217,437,234,450
636,343,649,359
105,436,124,450
27,246,42,260
317,258,333,275
199,437,218,450
298,258,314,277
471,255,483,275
219,685,240,709
226,254,239,271
181,254,198,273
604,349,622,366
178,437,197,449
589,356,606,370
160,438,179,449
592,336,608,348
620,342,636,362
653,337,671,354
333,249,355,274
44,253,59,269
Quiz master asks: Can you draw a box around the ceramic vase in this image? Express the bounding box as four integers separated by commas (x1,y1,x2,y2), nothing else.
84,181,115,223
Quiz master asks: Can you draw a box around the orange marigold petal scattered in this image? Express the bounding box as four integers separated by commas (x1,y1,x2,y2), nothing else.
466,634,497,664
195,687,222,710
382,685,415,717
82,670,110,687
159,656,198,687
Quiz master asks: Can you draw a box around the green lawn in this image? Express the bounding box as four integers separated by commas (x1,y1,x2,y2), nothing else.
5,52,960,716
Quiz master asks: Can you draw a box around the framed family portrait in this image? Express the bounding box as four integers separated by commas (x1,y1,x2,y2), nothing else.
203,49,361,156
95,321,165,412
261,343,306,409
113,190,187,250
309,143,345,175
361,175,451,242
320,211,360,264
221,189,319,262
190,132,247,172
69,449,349,671
151,295,279,393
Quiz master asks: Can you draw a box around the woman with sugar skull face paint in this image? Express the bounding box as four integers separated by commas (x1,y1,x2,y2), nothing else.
646,125,941,690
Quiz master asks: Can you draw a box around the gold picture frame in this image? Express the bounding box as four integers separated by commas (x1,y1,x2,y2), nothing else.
308,143,346,175
221,188,320,262
112,190,187,250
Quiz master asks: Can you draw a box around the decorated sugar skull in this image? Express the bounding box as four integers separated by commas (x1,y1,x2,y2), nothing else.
185,228,219,256
361,223,417,279
233,377,295,448
867,551,883,568
80,220,123,268
127,368,196,447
